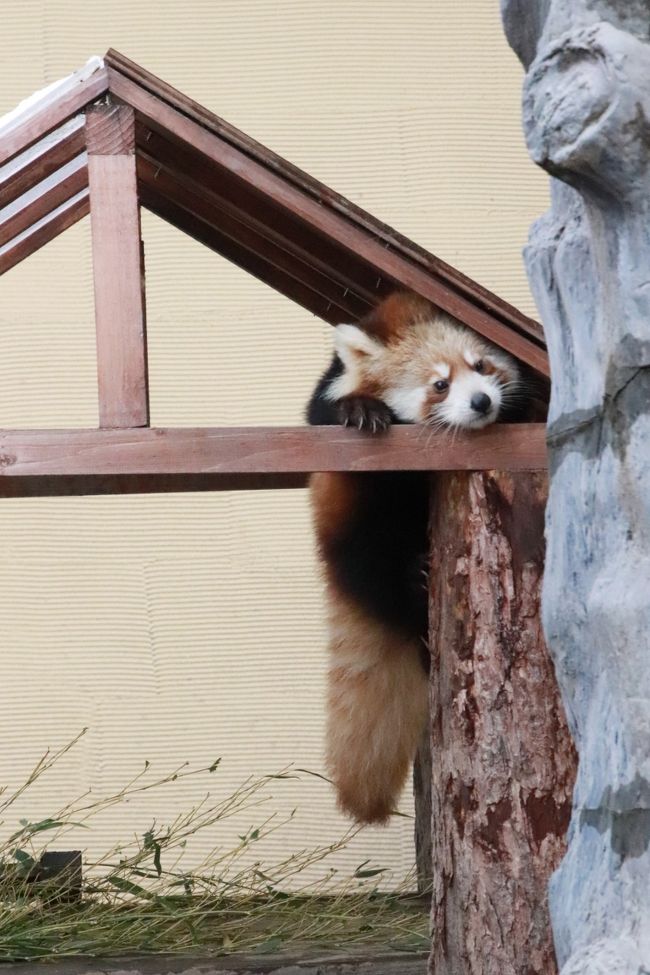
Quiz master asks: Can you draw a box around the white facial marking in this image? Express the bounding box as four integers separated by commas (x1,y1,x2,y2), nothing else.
463,350,476,367
433,371,503,429
385,385,429,422
431,362,450,380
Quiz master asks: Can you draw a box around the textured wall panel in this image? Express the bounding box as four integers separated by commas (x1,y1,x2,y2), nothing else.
0,0,548,883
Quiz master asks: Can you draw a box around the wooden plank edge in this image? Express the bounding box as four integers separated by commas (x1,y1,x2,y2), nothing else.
105,52,543,347
140,184,354,324
0,424,548,478
0,123,85,208
137,156,370,322
0,473,309,497
0,158,87,246
0,192,89,275
105,51,544,344
0,68,109,167
108,70,549,375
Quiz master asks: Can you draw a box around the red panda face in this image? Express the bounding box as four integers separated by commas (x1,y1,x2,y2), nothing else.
327,312,520,431
417,353,515,430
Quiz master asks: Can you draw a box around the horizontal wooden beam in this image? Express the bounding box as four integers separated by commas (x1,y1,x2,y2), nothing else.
0,473,308,497
0,426,547,487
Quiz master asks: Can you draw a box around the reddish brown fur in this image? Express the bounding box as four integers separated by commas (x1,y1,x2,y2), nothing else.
360,292,438,344
309,291,529,826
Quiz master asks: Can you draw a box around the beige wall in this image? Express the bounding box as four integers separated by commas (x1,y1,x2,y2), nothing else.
0,1,547,883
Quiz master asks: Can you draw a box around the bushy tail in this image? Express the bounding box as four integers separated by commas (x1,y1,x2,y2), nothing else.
325,597,429,825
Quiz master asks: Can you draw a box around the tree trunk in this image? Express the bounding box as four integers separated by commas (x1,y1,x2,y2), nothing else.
501,6,650,971
428,471,576,975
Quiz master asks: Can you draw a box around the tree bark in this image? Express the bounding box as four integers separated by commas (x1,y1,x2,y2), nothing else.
428,471,576,975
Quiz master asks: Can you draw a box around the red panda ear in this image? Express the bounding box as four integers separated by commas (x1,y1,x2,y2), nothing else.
334,324,383,368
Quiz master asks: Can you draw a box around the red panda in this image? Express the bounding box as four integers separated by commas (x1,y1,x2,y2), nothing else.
306,292,532,825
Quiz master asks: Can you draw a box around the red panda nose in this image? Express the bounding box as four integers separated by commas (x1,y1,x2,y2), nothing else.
471,392,492,414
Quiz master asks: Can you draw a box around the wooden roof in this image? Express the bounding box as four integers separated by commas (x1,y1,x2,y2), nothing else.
0,52,548,496
0,50,547,377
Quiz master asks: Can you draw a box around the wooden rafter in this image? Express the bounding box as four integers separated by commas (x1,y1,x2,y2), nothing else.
0,192,89,275
0,121,85,209
105,49,543,348
0,155,87,246
107,66,549,376
0,67,108,168
137,158,369,323
0,52,551,490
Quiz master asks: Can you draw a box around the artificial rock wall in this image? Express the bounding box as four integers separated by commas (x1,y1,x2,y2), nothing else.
502,2,650,972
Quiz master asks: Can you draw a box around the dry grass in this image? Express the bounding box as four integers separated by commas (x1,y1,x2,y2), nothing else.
0,731,429,961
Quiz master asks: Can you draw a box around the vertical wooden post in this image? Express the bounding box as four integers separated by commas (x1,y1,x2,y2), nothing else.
86,103,149,428
428,471,576,975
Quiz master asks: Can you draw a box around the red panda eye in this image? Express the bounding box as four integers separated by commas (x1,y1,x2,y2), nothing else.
433,380,449,392
474,360,485,373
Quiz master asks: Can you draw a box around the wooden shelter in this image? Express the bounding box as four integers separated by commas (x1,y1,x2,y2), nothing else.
0,50,548,497
0,53,575,975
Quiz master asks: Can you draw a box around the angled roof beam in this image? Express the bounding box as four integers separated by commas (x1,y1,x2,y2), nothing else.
137,155,370,322
0,63,108,168
105,50,543,347
0,118,85,209
86,103,149,429
0,155,87,246
107,67,549,376
139,181,359,324
135,124,383,312
0,191,89,275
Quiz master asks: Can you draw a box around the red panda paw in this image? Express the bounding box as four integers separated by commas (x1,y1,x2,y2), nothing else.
337,396,392,434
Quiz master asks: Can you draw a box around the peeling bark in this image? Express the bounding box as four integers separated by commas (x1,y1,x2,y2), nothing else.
428,471,576,975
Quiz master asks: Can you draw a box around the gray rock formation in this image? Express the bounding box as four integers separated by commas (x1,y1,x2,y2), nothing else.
501,3,650,972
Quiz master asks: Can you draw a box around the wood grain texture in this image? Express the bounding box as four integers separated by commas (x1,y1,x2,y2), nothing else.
0,125,85,208
136,124,379,309
0,424,547,479
0,157,87,246
137,149,372,321
0,69,108,167
428,471,576,975
105,48,543,347
87,104,149,428
86,103,135,154
139,182,359,325
108,68,549,376
0,192,89,275
137,155,368,321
